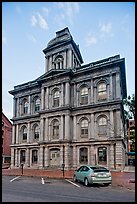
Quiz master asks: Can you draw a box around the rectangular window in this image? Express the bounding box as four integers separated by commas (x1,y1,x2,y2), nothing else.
53,99,59,107
32,150,38,163
34,132,39,139
81,96,88,105
23,133,27,140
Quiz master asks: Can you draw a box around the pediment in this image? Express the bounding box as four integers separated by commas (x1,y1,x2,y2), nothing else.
36,69,72,83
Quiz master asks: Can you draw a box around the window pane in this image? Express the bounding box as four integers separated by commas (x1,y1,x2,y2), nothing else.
35,98,40,111
79,148,88,163
98,147,107,164
81,87,88,105
98,83,107,100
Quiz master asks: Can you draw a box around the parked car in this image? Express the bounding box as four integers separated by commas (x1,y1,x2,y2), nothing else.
73,165,112,186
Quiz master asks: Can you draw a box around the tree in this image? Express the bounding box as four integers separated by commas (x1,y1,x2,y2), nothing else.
123,94,135,120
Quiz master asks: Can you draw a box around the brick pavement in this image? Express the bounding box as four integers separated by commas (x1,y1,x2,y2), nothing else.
2,168,135,190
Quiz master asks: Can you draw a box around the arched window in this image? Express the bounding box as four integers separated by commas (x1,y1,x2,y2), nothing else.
20,150,25,163
98,147,107,164
98,117,107,136
81,119,88,137
52,119,59,139
80,87,88,105
53,90,60,107
23,101,28,114
32,149,38,164
79,147,88,164
22,126,27,140
34,125,39,140
35,98,40,112
54,55,64,69
98,82,107,100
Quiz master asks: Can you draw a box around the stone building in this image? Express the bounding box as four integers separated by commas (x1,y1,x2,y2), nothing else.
9,27,127,171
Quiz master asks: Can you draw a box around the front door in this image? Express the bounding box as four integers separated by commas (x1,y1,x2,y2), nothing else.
50,149,60,167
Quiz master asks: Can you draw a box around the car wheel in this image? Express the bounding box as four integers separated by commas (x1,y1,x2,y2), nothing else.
73,175,77,182
104,183,110,186
84,178,89,186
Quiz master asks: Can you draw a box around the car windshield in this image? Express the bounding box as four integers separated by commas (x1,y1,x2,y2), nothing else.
90,166,109,173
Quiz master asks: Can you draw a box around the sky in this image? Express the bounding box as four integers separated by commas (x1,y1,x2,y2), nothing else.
2,2,135,121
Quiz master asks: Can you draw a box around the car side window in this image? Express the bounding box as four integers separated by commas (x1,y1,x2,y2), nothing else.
81,166,89,172
77,166,84,172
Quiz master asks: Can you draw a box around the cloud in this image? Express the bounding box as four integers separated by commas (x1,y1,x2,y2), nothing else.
42,7,49,16
31,13,48,30
27,33,37,43
54,2,79,25
37,13,48,30
85,33,97,46
99,22,112,33
2,34,6,44
31,15,37,26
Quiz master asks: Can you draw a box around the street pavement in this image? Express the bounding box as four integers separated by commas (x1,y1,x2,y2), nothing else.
2,165,135,190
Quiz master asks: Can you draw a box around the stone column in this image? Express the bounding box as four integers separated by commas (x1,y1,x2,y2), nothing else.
65,82,70,105
44,117,48,141
16,124,19,144
49,56,52,70
60,145,64,167
116,110,121,137
88,147,90,165
60,115,64,140
110,110,114,138
29,149,32,167
41,87,45,110
109,144,114,168
76,90,79,106
39,146,44,168
90,114,94,139
17,98,19,117
68,49,72,68
40,118,44,141
90,146,95,164
19,100,22,116
15,149,18,167
94,119,97,139
27,122,30,143
44,146,49,167
73,116,77,141
63,50,67,69
12,125,16,144
116,72,121,99
109,74,113,100
10,148,15,168
45,87,49,109
73,145,77,168
94,86,97,103
73,84,77,106
26,148,30,167
64,145,69,168
90,78,93,103
65,115,70,140
28,95,31,114
60,83,64,106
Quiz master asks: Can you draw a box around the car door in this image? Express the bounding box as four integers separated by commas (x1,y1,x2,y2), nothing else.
76,166,84,181
80,166,90,182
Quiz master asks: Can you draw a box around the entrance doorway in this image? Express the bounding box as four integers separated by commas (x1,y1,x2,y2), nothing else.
50,148,60,167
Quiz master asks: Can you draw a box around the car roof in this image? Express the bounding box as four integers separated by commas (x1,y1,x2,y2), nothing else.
80,165,108,169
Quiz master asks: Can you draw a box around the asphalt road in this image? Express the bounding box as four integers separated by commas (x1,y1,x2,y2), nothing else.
2,176,135,202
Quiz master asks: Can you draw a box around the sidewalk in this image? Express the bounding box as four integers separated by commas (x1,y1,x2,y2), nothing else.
2,167,135,190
